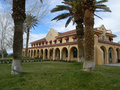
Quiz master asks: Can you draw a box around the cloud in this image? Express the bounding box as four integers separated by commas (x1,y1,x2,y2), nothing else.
23,33,46,48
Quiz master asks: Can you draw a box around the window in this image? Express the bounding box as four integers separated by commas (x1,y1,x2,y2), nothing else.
66,39,69,43
45,50,48,56
73,38,77,41
50,42,52,45
60,40,62,43
109,49,112,59
109,37,113,42
54,41,56,44
65,49,68,57
102,36,105,40
73,48,77,58
50,51,52,57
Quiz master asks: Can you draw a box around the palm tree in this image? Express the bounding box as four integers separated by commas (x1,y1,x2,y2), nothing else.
83,0,111,71
51,0,111,71
11,0,43,75
24,14,38,57
11,0,26,74
51,0,85,62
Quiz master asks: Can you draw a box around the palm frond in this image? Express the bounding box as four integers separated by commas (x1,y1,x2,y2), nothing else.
51,13,71,21
65,17,73,27
96,0,108,4
64,0,73,2
95,4,111,12
51,5,71,13
94,14,103,20
40,0,43,3
62,1,73,6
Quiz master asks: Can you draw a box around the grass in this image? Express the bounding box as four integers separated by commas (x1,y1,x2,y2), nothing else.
0,61,120,90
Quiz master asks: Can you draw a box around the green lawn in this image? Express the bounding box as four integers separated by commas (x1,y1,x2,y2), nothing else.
0,62,120,90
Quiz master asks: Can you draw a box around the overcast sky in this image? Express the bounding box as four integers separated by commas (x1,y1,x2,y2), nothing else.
0,0,120,53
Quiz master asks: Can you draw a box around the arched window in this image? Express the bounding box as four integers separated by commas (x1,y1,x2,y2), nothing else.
65,49,68,57
45,50,48,56
102,35,105,40
73,48,77,58
109,49,112,59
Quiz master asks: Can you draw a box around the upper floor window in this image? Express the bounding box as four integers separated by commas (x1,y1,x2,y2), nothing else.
42,42,44,45
39,43,41,46
60,40,62,43
65,37,69,43
72,36,77,41
102,35,105,40
46,42,48,45
49,40,52,45
73,38,77,41
109,37,113,42
58,39,62,43
66,39,69,43
54,40,57,44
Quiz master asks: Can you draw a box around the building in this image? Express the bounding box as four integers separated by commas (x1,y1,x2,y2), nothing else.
22,25,120,65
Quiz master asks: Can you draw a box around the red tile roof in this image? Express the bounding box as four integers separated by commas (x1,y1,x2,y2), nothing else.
98,39,120,46
30,28,116,44
56,29,103,38
30,38,46,44
58,30,76,36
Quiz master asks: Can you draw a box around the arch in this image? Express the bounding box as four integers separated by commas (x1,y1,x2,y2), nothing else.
62,47,68,60
28,50,30,57
49,48,54,60
108,47,114,64
100,46,107,64
37,49,40,58
40,49,43,59
70,47,78,61
116,48,120,62
55,48,60,60
45,49,48,59
34,50,36,57
31,50,33,58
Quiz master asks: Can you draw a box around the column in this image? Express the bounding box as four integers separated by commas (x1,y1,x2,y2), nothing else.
53,49,55,60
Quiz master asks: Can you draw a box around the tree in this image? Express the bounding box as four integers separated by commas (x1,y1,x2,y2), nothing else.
51,0,85,62
83,0,111,71
24,14,38,57
51,0,111,71
11,0,26,75
0,49,8,58
0,12,14,59
11,0,43,75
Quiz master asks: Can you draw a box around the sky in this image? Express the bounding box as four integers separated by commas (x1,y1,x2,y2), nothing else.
0,0,120,53
29,0,120,43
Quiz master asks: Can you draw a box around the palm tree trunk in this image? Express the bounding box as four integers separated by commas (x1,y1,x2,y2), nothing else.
25,28,30,57
11,0,26,75
76,19,84,62
83,0,95,71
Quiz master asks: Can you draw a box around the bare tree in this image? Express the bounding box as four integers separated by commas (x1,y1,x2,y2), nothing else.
0,12,14,59
24,0,50,57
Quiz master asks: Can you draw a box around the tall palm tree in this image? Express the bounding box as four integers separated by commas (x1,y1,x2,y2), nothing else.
51,0,111,71
51,0,85,62
11,0,26,74
11,0,43,75
24,14,38,57
83,0,111,71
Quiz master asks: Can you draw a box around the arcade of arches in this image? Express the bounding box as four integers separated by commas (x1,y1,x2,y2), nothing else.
24,46,78,61
23,25,120,65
